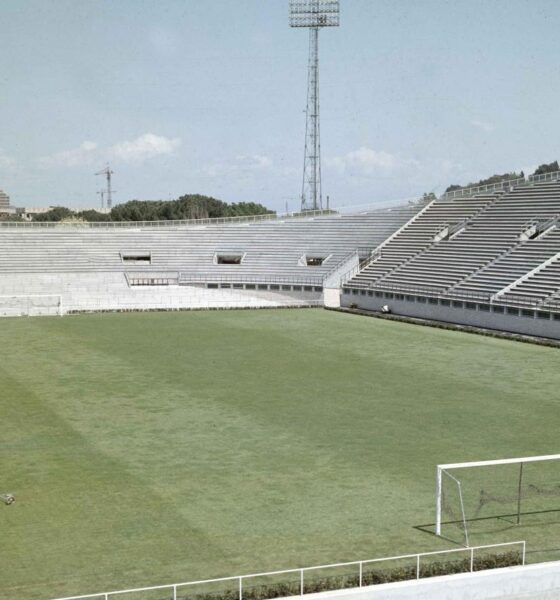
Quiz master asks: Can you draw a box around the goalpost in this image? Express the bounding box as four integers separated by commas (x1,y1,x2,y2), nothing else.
436,454,560,545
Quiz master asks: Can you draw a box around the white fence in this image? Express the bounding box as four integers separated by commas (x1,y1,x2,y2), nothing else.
50,541,525,600
528,170,560,184
0,200,417,229
441,177,526,200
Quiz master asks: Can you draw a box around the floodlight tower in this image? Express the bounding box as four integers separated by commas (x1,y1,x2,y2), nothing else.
289,0,339,212
95,164,114,209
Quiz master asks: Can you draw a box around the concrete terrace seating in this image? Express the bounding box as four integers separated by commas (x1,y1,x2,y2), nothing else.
0,206,420,309
346,182,560,306
453,226,560,297
499,252,560,305
348,194,500,289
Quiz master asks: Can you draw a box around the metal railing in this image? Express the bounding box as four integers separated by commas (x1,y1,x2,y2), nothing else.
50,541,525,600
0,200,419,229
178,273,325,286
493,293,543,308
528,170,560,184
441,177,526,200
320,247,377,286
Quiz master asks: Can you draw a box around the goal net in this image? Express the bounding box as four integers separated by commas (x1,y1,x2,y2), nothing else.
0,295,63,317
436,455,560,546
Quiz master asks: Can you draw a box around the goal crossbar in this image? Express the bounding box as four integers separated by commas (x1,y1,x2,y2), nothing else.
436,454,560,538
439,454,560,471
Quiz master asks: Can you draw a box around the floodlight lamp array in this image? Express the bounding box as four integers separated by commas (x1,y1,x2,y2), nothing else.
289,0,340,28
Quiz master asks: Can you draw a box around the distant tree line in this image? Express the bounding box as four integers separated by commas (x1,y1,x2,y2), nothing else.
533,160,559,176
439,161,560,195
30,195,273,222
445,171,524,193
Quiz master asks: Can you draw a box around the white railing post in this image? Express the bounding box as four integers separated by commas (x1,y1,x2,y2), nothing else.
49,541,528,600
359,561,363,587
435,466,443,536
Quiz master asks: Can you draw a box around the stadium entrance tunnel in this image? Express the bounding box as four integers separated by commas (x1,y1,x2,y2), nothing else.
215,253,245,265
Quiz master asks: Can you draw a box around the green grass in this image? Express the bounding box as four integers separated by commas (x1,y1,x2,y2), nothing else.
1,308,560,600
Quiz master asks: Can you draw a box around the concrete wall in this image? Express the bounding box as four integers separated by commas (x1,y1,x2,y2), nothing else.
299,561,560,600
0,273,323,316
341,290,560,340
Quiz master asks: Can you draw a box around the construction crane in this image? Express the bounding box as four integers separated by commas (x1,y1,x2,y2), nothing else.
95,164,114,209
97,190,105,210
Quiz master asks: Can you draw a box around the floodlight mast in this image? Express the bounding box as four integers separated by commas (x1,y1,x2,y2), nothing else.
289,0,340,212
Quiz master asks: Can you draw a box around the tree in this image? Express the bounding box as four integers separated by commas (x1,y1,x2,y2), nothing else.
32,206,74,222
0,214,24,222
532,161,559,176
77,210,112,222
445,171,524,193
420,192,437,203
109,195,273,222
28,196,274,223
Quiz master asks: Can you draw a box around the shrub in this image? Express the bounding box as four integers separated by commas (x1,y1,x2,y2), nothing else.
173,550,521,600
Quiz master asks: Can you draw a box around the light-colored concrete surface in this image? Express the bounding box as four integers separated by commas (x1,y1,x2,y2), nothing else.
297,562,560,600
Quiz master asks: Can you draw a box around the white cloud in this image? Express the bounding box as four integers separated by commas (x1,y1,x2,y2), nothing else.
39,134,181,169
202,154,274,178
0,148,16,171
38,141,99,168
327,147,417,176
109,133,181,163
471,119,495,133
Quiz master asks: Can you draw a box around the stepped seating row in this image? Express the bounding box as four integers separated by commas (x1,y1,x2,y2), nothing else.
454,226,560,296
0,206,419,286
500,255,560,304
349,194,499,289
346,181,560,308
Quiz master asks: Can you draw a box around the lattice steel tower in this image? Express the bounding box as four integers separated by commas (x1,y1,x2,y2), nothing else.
95,164,114,209
289,0,339,212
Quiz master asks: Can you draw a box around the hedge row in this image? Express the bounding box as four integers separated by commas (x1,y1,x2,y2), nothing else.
167,550,521,600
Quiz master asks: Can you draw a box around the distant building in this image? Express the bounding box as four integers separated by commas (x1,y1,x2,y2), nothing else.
0,191,112,219
17,206,111,221
0,190,10,210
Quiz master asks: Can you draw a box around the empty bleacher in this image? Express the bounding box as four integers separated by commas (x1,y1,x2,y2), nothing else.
346,181,560,306
347,194,500,289
0,205,420,313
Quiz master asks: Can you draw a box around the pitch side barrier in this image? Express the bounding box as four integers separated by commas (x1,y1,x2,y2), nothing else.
50,541,525,600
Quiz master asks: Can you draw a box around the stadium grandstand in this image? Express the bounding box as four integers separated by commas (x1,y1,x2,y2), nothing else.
0,204,419,315
3,174,560,341
341,174,560,340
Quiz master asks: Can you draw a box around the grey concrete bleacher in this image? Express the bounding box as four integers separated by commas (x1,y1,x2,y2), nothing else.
346,181,560,308
0,205,420,314
348,194,500,289
0,207,418,279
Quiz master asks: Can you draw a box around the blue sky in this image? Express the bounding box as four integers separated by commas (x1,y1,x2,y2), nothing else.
2,0,560,211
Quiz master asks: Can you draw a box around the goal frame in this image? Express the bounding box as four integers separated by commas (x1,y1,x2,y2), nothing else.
436,454,560,538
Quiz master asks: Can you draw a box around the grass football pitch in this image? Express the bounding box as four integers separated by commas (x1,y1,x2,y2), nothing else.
2,308,560,599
